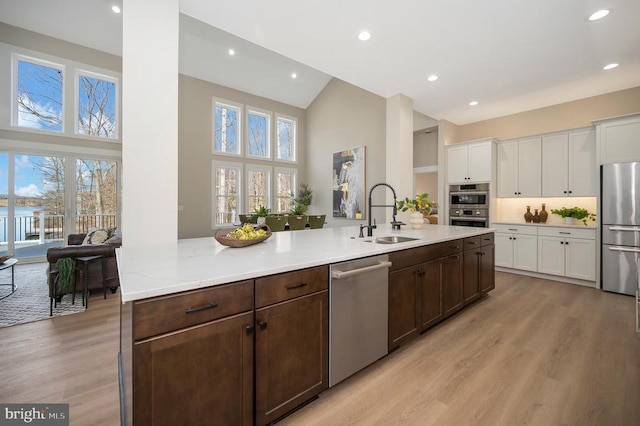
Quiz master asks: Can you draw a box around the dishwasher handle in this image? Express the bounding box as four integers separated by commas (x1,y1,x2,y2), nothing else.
331,261,392,279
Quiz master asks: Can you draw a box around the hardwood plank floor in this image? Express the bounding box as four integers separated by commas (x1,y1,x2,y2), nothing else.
0,271,638,425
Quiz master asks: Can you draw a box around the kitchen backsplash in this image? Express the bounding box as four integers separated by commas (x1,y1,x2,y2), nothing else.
494,197,597,225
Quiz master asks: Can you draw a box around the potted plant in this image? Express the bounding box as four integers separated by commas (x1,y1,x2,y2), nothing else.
292,182,313,213
550,207,596,226
253,205,271,225
396,193,439,229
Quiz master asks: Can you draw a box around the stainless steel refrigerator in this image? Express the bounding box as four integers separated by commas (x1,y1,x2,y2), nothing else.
601,162,640,295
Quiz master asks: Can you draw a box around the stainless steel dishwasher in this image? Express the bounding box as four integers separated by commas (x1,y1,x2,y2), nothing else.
329,254,391,387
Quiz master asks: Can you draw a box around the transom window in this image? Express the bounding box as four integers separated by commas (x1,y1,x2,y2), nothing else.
247,108,271,159
213,100,241,156
15,57,64,132
213,161,242,226
77,71,118,139
276,115,296,162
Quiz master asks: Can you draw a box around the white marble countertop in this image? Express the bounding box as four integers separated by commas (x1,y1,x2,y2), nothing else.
492,221,596,229
116,224,494,302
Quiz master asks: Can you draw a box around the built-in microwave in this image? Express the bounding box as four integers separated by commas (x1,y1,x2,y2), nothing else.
449,183,490,209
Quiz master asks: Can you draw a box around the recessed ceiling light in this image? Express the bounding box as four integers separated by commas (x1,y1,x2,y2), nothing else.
291,72,297,79
111,5,121,14
603,63,619,70
358,31,371,41
427,75,438,82
588,9,610,21
228,49,235,56
469,101,479,106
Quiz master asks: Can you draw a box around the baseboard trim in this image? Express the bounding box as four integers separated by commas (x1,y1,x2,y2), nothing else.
496,267,597,288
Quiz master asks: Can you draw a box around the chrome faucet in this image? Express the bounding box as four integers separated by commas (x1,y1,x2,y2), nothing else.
365,183,403,237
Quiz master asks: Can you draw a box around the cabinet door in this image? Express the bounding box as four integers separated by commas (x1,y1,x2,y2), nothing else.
419,259,443,331
497,141,519,197
389,266,419,350
255,291,328,426
463,249,480,304
537,236,565,276
513,234,538,271
447,145,469,183
468,141,492,182
568,129,596,196
599,117,640,163
565,238,596,281
518,137,542,197
479,245,495,293
134,312,254,426
442,254,463,317
494,233,514,268
542,133,569,197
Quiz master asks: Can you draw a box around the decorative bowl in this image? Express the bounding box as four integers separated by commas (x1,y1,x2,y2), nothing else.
0,255,13,264
214,225,272,248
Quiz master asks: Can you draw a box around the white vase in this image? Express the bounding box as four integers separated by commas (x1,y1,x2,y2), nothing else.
410,211,424,229
257,217,266,226
564,217,574,225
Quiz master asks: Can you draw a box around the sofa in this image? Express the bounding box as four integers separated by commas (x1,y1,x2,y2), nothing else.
46,232,121,298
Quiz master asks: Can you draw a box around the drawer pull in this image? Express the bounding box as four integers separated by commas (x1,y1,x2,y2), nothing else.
559,232,571,235
245,325,254,335
483,237,491,241
467,241,476,245
449,255,460,260
185,302,219,314
449,245,460,249
286,282,308,290
508,228,518,231
258,321,268,330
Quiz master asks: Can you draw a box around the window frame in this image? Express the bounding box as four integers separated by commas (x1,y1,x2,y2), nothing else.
74,69,120,140
212,98,243,157
246,106,272,160
12,53,66,133
212,160,243,227
274,167,297,214
275,114,297,163
245,164,272,214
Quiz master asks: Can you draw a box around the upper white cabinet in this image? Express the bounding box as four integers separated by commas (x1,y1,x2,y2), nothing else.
542,129,596,197
496,137,541,197
595,113,640,164
446,140,494,184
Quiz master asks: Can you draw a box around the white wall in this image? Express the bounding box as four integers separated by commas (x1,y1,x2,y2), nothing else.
413,130,438,168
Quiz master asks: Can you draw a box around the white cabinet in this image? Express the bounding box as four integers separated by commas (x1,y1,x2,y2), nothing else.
493,224,538,271
537,227,596,281
595,113,640,164
496,137,541,197
447,140,494,184
542,129,595,197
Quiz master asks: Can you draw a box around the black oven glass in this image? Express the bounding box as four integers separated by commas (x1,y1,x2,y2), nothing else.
450,193,487,206
450,218,488,228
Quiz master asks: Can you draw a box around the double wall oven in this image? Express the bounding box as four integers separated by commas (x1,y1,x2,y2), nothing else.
449,183,490,228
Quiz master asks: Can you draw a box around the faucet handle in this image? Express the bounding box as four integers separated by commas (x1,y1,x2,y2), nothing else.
359,224,365,238
372,218,377,229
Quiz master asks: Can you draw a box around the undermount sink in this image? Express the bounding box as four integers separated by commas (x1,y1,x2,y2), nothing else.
365,236,419,244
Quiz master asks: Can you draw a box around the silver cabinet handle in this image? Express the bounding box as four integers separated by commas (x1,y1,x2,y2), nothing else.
608,246,640,253
608,226,640,232
332,261,392,279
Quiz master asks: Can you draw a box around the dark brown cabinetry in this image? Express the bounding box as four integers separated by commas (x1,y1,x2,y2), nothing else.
442,251,463,317
479,244,496,294
418,259,443,330
463,236,482,304
463,235,496,304
388,265,420,350
255,266,328,426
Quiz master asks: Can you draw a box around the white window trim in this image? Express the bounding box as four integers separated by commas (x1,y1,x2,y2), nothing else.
74,68,120,140
274,166,297,213
212,160,243,228
275,113,298,163
12,53,66,133
246,163,272,213
212,97,243,157
246,106,272,160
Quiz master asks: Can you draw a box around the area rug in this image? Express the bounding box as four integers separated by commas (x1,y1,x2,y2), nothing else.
0,262,85,327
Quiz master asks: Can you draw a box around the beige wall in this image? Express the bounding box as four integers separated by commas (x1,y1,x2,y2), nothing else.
413,130,438,167
306,78,387,227
178,74,307,238
456,86,640,142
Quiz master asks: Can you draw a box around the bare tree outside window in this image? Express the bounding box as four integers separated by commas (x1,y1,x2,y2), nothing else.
78,74,117,139
215,166,239,225
76,159,118,232
275,170,295,213
215,104,240,154
276,117,296,161
248,111,270,158
17,60,63,131
247,169,269,212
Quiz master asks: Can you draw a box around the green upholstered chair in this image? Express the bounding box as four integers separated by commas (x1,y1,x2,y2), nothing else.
307,215,326,229
265,215,287,232
287,215,307,231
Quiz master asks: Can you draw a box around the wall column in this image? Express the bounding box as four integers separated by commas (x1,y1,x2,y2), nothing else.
122,0,179,246
386,94,414,222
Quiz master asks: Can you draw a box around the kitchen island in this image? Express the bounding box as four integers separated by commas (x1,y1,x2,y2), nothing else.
118,224,495,425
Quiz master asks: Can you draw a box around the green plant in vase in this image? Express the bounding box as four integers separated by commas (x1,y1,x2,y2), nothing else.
396,193,439,215
290,204,307,215
253,205,271,217
550,207,596,226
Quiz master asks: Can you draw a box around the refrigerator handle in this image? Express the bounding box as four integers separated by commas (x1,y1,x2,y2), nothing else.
608,246,640,253
608,226,640,232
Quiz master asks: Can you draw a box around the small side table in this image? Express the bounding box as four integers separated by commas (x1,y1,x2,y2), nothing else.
0,258,18,301
76,255,104,309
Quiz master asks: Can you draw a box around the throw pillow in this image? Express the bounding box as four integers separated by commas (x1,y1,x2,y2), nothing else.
82,228,109,245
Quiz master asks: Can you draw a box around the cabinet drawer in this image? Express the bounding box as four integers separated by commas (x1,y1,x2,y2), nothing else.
133,280,254,341
440,239,463,257
463,236,481,251
492,224,538,235
480,232,494,246
389,244,441,271
256,266,328,308
537,226,595,240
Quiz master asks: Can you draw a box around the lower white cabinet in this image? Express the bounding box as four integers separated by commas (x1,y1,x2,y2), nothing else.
537,227,596,281
494,225,538,271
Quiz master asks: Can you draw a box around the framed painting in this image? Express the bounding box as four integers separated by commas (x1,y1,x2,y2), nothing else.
333,146,365,219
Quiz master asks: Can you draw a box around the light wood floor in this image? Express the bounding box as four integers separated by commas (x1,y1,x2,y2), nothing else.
0,271,638,426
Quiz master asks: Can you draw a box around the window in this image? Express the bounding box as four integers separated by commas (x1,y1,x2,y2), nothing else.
276,115,296,162
246,165,271,214
275,168,297,213
77,71,118,139
214,100,241,156
14,57,64,132
213,161,241,226
247,108,271,159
